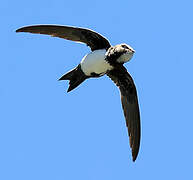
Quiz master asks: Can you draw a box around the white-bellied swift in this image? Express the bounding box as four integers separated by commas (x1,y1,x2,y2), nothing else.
16,25,141,161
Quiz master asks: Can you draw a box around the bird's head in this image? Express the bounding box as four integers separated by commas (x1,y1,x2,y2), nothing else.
115,43,135,63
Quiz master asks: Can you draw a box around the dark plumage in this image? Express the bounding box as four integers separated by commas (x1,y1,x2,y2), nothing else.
16,25,110,51
107,65,140,161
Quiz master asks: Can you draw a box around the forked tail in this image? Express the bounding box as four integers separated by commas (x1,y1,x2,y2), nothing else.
59,64,87,92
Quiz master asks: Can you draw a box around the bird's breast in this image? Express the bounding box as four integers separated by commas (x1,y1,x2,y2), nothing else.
80,49,113,76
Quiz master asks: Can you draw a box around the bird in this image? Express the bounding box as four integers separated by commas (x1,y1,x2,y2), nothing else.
16,25,141,161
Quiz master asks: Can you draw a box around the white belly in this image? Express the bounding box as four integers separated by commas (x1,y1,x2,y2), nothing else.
80,49,113,76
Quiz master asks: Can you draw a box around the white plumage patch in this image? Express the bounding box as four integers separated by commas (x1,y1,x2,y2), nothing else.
117,52,134,63
80,49,113,76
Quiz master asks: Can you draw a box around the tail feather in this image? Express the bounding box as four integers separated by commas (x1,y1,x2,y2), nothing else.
59,64,87,92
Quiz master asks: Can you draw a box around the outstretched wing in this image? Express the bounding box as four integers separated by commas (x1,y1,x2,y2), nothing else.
16,25,111,51
107,65,140,161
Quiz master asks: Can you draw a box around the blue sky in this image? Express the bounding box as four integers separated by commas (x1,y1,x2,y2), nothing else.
1,0,193,179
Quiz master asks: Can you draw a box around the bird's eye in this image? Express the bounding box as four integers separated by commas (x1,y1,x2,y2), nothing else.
122,45,129,49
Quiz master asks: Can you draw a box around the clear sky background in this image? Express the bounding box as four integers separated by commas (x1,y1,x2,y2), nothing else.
1,0,193,179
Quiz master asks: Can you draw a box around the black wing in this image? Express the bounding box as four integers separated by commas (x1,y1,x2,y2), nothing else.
16,25,111,51
107,65,140,161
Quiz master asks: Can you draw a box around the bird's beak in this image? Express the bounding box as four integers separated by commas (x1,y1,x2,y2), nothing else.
131,49,135,53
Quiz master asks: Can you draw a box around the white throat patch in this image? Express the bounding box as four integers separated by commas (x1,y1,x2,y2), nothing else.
117,52,134,63
80,49,113,76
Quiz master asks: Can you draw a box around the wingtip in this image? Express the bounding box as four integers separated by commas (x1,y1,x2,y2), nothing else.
15,26,32,33
132,156,137,162
15,28,23,33
132,148,139,162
